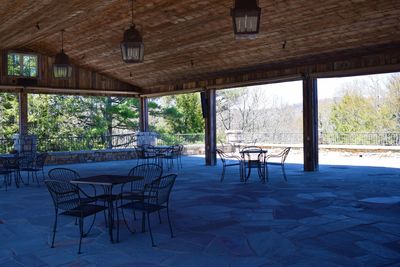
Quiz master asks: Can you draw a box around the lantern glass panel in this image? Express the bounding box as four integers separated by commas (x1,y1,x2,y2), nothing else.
53,64,72,79
121,42,144,63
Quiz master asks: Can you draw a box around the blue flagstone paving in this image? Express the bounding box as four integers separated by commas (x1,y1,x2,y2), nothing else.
0,156,400,266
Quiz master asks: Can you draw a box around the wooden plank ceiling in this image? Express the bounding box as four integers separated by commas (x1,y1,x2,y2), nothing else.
0,0,399,95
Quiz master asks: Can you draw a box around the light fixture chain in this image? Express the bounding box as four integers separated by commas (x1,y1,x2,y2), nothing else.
131,0,134,26
61,29,64,51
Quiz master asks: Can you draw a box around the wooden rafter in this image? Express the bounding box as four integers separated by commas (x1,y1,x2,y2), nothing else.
0,0,399,95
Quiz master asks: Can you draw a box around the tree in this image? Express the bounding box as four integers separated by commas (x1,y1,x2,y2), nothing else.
217,89,242,131
330,92,378,133
384,74,400,129
0,93,19,139
162,93,204,134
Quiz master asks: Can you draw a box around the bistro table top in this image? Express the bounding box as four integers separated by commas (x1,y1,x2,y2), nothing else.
70,175,142,186
0,154,17,158
239,148,268,154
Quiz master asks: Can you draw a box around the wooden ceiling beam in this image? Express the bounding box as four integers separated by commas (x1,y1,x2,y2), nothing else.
1,0,399,94
0,85,139,97
142,44,400,95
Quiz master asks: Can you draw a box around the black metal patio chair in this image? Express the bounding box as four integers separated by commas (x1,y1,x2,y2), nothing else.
48,167,80,182
134,145,158,165
45,179,106,254
264,147,291,181
48,168,104,224
0,158,13,191
118,163,163,234
159,145,183,170
118,174,177,247
216,149,243,182
20,152,48,185
3,155,25,187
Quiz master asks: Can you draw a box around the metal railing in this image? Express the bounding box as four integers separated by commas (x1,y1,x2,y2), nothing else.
0,134,138,153
319,132,400,146
240,132,400,146
35,134,137,152
2,132,400,154
157,133,205,146
242,132,303,145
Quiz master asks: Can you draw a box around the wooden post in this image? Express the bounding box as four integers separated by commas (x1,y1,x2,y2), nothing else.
18,91,28,135
204,89,217,166
139,97,149,132
303,75,319,171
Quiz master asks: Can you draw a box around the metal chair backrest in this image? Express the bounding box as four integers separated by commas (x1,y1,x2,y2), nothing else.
3,155,19,170
279,147,291,164
35,152,48,168
216,149,229,163
128,163,163,191
19,153,36,169
45,179,80,211
48,168,80,182
145,174,177,206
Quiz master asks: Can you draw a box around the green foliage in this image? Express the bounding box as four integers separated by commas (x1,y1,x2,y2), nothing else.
330,93,378,133
328,75,400,144
162,93,204,134
0,93,19,138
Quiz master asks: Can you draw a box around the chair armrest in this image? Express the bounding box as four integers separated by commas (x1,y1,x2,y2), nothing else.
224,154,242,161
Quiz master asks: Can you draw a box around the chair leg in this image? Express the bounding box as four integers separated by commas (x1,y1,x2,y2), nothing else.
116,205,120,243
158,210,162,224
35,171,40,186
282,164,287,182
147,212,155,247
83,214,96,237
141,212,146,232
51,210,58,248
104,209,108,228
220,165,226,182
245,166,251,183
166,207,174,238
120,207,136,234
78,218,84,254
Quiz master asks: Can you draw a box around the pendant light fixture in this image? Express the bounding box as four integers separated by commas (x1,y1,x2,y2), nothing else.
120,0,144,63
53,30,72,79
231,0,261,38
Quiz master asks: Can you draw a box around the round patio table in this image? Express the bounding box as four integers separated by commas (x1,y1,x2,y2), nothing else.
239,148,268,183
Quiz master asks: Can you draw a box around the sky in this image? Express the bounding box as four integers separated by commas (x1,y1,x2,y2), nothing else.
243,72,397,105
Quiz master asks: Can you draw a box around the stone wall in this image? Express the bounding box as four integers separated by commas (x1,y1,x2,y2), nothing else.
46,148,138,165
43,143,400,165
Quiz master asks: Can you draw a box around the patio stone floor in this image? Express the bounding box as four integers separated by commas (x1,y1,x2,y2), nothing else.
1,156,400,266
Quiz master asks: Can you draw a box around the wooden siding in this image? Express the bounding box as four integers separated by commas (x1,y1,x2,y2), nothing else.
0,50,139,96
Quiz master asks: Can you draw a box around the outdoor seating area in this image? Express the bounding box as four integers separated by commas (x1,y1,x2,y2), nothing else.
0,0,400,266
0,152,48,191
217,147,291,184
0,155,400,265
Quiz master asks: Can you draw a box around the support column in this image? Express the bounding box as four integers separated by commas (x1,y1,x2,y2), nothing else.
18,91,28,135
303,75,319,171
204,89,217,166
139,97,149,132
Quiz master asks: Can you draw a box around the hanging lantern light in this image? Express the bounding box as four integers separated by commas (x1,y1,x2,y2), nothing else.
121,0,144,63
231,0,261,38
53,30,72,79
